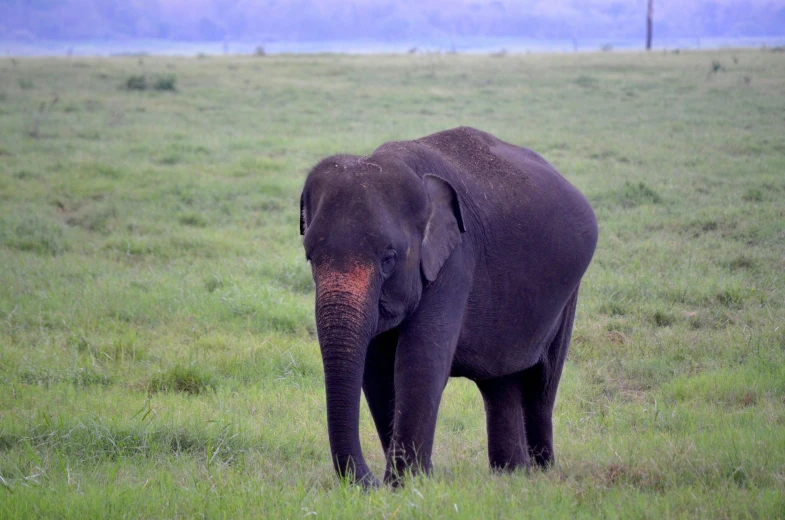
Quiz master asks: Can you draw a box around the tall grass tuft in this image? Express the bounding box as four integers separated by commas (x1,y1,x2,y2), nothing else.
124,75,147,90
148,364,217,395
122,74,177,91
153,74,177,91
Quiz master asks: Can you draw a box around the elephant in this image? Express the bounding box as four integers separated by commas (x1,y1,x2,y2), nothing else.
299,126,598,487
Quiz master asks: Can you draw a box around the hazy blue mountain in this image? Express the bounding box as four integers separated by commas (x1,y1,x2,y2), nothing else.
1,0,783,42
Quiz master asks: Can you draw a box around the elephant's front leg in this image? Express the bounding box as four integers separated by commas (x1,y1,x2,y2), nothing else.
384,341,451,485
384,280,467,485
363,329,398,454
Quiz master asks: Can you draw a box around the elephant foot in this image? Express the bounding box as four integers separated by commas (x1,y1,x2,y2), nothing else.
383,455,433,488
529,446,555,469
357,472,381,490
490,455,531,474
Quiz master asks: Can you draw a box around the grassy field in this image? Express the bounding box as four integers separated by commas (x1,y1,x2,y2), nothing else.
1,49,784,518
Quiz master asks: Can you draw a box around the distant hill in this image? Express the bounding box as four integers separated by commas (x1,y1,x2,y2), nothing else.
1,0,783,42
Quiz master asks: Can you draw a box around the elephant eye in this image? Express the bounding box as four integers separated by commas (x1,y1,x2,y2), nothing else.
381,249,397,276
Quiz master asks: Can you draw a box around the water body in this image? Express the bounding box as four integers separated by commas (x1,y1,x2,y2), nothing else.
4,36,785,57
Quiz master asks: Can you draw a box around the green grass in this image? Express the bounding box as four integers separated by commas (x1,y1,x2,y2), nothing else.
1,49,784,517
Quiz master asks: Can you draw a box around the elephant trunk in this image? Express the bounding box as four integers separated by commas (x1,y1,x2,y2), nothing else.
313,261,379,486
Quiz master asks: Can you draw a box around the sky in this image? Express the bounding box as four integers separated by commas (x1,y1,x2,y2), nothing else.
1,0,784,44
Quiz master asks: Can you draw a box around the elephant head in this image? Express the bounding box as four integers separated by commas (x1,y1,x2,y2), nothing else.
299,154,465,485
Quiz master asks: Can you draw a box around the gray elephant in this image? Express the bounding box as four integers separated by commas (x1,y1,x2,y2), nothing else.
299,127,598,486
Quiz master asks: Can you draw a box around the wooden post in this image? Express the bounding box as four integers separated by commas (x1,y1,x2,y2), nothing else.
646,0,653,50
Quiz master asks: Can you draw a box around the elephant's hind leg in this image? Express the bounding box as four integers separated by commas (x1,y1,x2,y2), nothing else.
477,374,529,472
521,287,579,468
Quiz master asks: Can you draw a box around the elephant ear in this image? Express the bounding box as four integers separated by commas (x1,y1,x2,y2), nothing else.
421,174,466,282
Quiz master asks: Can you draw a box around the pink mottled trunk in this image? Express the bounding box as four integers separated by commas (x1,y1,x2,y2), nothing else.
313,261,379,486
